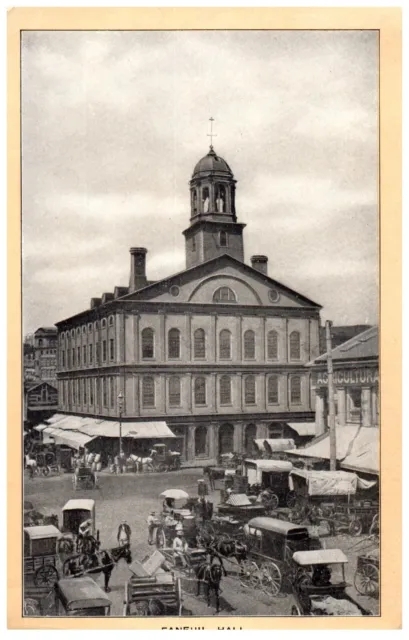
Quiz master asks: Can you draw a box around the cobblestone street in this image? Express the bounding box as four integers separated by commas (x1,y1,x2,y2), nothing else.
24,468,379,617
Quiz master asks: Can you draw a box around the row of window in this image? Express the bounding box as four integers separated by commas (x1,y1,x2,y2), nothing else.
60,316,115,341
141,328,301,360
61,375,302,410
60,339,115,368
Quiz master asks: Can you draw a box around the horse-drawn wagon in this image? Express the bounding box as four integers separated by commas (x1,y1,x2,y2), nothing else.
291,549,372,616
151,444,181,472
24,525,60,587
244,459,297,511
240,517,321,596
72,464,98,490
58,499,99,554
55,576,112,616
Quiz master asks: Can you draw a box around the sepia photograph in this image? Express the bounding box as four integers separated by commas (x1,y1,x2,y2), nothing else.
7,9,401,628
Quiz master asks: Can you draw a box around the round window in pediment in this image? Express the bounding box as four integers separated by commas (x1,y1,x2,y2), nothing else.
170,285,180,297
269,289,280,303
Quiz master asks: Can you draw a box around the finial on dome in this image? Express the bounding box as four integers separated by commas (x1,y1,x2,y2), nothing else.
207,116,217,150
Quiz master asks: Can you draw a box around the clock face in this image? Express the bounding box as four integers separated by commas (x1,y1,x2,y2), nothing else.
269,289,280,303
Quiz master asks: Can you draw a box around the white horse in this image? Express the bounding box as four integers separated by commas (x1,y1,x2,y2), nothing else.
128,455,154,472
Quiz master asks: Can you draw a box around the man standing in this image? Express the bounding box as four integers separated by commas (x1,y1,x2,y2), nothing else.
147,511,158,545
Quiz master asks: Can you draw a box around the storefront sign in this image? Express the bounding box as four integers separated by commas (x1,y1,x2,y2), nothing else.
313,368,378,387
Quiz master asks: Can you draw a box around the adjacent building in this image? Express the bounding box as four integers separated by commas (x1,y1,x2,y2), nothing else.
287,326,379,476
33,327,58,384
55,145,322,462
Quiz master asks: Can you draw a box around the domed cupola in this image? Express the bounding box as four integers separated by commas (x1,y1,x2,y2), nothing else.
189,145,237,222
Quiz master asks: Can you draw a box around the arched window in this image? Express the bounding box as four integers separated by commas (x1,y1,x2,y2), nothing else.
213,287,236,303
169,376,181,407
109,315,114,326
194,377,206,405
101,319,106,329
142,376,155,408
38,338,43,346
220,375,232,405
290,376,302,404
267,330,278,360
267,375,279,404
244,375,256,405
290,331,301,360
219,329,231,359
193,329,206,359
141,328,154,359
219,231,228,247
218,423,234,455
82,326,86,334
195,426,207,456
168,328,181,359
244,329,255,359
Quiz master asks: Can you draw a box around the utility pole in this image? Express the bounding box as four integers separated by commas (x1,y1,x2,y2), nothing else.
325,320,337,471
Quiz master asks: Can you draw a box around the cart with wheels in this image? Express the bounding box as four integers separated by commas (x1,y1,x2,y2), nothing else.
24,525,60,588
243,459,296,511
354,548,379,597
240,517,321,597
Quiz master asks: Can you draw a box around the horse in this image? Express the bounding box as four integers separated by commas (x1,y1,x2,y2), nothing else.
195,560,225,613
63,544,132,592
211,538,247,568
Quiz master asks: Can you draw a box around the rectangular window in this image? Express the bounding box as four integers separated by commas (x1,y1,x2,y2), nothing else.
109,338,115,361
220,376,232,405
77,346,81,366
72,348,75,367
102,340,107,362
110,377,115,408
83,345,87,365
89,378,94,405
95,343,100,364
142,377,155,408
103,377,108,407
268,376,279,404
89,344,93,364
169,377,181,407
62,351,65,367
83,378,87,404
290,376,302,404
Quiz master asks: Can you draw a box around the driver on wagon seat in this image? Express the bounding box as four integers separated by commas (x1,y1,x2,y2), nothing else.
79,518,93,538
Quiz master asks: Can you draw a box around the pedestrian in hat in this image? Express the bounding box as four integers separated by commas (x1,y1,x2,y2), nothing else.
147,510,158,545
172,525,188,568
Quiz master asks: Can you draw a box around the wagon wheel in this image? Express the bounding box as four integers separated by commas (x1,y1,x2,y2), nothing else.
156,527,167,549
291,604,302,616
34,565,59,587
158,463,167,473
264,493,279,511
239,560,261,589
58,537,74,554
354,563,379,597
24,598,41,616
369,514,379,537
286,492,297,508
349,518,363,537
83,536,97,554
260,561,282,596
41,466,50,477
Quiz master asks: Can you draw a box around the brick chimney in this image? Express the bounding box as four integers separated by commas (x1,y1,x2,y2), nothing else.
251,255,268,276
129,247,148,293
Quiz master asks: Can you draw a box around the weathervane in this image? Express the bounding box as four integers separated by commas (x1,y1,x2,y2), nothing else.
207,117,217,150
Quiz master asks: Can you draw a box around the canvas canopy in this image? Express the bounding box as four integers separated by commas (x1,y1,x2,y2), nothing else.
289,469,359,496
264,438,295,452
244,459,292,485
341,428,379,475
293,549,348,566
253,439,266,454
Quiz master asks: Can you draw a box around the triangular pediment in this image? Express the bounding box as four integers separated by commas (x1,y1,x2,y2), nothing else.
120,254,321,309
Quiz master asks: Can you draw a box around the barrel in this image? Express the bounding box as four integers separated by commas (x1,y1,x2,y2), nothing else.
96,462,102,472
91,462,96,472
94,454,101,463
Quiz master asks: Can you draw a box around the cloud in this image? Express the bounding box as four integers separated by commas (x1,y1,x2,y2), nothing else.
21,30,379,334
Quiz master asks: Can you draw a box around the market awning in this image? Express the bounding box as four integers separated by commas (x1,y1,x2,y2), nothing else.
341,427,379,475
39,414,175,440
286,425,360,461
286,423,316,437
50,429,95,450
34,424,49,432
253,439,266,453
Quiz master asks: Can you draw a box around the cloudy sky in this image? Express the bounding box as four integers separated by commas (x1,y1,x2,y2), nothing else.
22,30,378,335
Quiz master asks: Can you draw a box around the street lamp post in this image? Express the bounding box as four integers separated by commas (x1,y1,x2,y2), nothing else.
118,392,124,458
